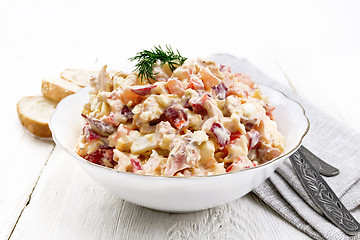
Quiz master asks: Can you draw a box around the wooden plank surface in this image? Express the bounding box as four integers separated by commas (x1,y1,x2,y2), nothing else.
9,147,310,240
0,135,54,240
1,52,312,240
0,94,55,240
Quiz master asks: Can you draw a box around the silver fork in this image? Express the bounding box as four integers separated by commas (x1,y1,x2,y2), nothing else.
290,146,360,236
300,146,339,177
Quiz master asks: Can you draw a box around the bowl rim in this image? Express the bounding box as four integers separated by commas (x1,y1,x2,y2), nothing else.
50,84,310,179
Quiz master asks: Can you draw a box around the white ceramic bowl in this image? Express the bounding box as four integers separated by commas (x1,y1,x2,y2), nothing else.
50,85,309,212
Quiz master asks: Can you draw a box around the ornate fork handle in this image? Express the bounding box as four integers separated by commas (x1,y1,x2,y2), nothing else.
289,150,360,236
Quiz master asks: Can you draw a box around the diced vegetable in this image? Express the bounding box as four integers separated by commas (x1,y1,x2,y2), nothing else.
166,78,185,96
121,87,143,105
211,83,228,100
264,104,275,120
199,67,222,90
131,158,143,172
210,122,231,149
101,112,121,126
188,94,210,115
219,65,231,75
81,113,116,136
229,131,242,144
226,156,256,172
82,148,115,167
130,85,156,96
83,125,101,142
120,106,134,119
187,75,205,91
234,73,255,88
164,105,188,129
247,129,260,149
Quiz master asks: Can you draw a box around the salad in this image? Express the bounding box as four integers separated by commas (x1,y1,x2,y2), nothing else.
76,47,285,176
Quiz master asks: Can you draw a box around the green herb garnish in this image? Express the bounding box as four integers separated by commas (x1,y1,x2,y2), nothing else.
129,45,187,83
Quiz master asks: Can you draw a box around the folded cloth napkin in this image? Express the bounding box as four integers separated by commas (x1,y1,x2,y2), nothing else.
210,54,360,240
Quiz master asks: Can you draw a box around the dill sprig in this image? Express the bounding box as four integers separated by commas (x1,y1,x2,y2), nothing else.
129,45,187,83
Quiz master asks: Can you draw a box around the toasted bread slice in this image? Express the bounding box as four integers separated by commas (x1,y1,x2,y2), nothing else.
17,96,57,138
60,69,97,87
41,76,82,102
60,68,119,87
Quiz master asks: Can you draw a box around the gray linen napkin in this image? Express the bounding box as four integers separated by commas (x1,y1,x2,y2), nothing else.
209,54,360,240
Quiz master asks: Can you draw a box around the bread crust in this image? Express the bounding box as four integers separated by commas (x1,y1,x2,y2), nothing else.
16,96,55,138
60,69,96,87
41,78,79,102
60,69,119,88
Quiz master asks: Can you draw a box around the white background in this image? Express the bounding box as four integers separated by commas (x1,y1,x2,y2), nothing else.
1,0,360,130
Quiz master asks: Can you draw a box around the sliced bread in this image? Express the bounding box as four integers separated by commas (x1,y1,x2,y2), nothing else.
17,96,57,138
41,76,82,102
60,69,98,87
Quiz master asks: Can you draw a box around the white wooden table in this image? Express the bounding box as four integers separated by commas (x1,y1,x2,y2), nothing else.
2,1,360,239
